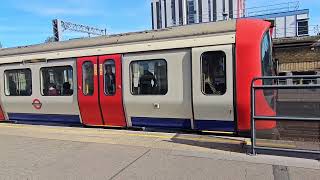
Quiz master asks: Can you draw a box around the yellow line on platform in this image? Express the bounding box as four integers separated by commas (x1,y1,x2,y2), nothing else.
255,142,297,149
202,130,234,135
0,123,246,145
1,124,298,150
244,140,297,149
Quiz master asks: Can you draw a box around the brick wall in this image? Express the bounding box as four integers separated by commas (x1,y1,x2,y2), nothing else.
273,36,320,72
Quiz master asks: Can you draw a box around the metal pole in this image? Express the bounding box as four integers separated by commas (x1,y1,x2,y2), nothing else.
251,80,256,155
52,19,62,41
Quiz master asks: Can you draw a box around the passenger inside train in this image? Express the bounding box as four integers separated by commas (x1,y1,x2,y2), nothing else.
5,69,32,96
8,78,17,96
42,66,73,96
104,64,116,95
131,60,167,95
139,63,157,95
202,51,226,95
48,83,58,96
63,82,73,96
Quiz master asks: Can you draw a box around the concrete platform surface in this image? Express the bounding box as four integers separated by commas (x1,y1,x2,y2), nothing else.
0,123,319,180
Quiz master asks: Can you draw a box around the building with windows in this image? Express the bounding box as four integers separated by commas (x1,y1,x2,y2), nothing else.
252,9,310,38
151,1,312,39
151,0,245,29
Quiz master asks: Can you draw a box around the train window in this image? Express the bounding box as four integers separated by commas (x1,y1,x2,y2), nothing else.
82,62,94,96
261,31,274,85
104,60,116,95
41,66,73,96
5,69,32,96
130,59,168,95
201,51,226,95
261,31,275,109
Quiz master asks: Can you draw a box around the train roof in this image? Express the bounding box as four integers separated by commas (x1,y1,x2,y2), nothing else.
0,20,236,58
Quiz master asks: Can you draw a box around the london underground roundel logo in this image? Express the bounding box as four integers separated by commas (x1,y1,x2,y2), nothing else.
32,99,42,110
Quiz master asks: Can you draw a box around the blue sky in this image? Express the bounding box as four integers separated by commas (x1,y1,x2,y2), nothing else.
0,0,319,48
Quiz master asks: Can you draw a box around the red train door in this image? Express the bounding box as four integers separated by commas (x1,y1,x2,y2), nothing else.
77,55,126,127
77,56,104,126
98,55,126,127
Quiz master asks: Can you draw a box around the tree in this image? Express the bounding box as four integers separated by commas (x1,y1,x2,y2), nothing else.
44,36,55,43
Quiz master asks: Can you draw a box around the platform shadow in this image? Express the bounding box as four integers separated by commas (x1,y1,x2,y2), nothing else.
167,133,248,153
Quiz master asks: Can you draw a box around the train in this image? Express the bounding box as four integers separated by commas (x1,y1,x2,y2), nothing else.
0,18,275,134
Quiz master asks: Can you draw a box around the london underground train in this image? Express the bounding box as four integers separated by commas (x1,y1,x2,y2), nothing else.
0,19,275,134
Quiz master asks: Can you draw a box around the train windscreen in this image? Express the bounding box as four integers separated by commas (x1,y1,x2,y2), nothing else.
261,30,275,109
261,31,273,81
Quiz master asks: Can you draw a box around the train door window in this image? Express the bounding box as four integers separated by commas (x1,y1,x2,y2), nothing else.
104,60,116,95
130,59,168,95
82,62,94,96
201,51,226,95
41,66,73,96
5,69,32,96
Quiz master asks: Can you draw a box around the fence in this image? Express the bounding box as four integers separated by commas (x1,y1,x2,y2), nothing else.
251,75,320,155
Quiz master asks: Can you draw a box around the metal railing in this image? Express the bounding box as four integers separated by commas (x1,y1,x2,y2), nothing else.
251,75,320,155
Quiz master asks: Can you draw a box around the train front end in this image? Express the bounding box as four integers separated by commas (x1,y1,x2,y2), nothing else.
236,19,276,134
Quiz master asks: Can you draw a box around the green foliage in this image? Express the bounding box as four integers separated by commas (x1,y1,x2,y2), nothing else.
44,36,55,43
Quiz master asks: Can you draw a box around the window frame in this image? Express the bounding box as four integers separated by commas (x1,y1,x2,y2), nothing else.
4,68,32,96
297,19,309,36
103,59,116,96
200,51,227,96
129,59,168,96
40,65,74,97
